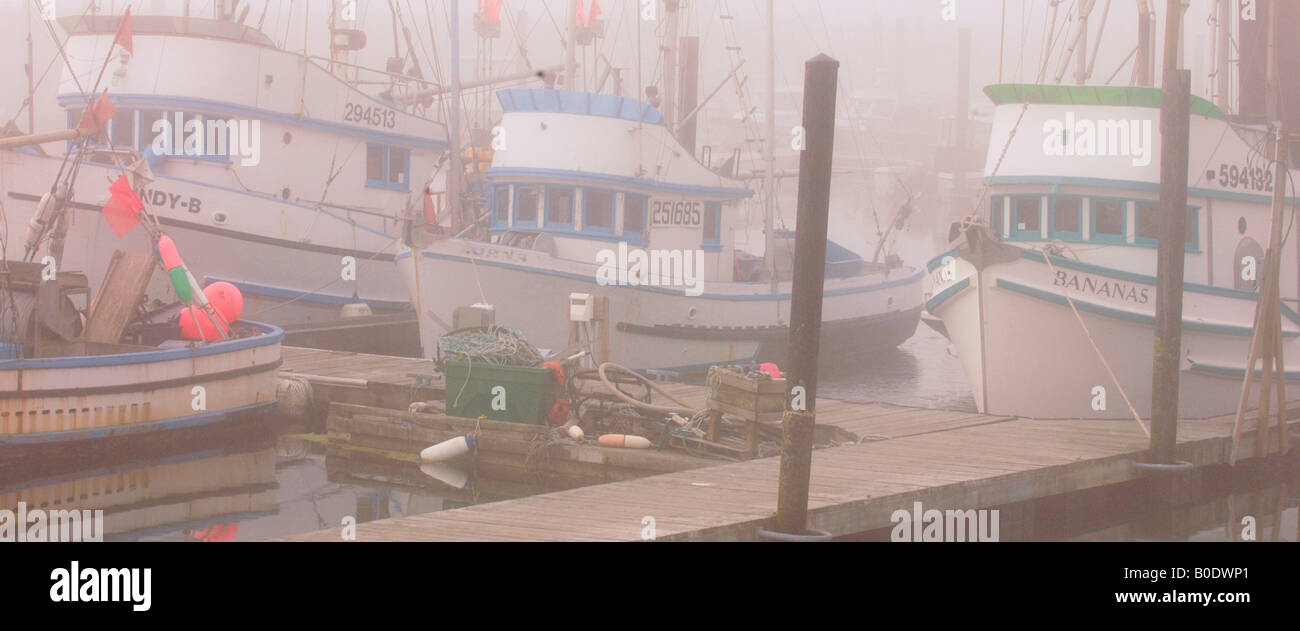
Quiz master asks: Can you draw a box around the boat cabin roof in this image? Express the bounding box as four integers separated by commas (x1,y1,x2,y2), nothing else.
497,89,666,126
58,15,277,49
984,84,1226,119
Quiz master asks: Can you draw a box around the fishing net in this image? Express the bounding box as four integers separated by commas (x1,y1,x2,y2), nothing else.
437,325,544,367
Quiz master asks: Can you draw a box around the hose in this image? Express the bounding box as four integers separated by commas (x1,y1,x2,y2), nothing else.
596,362,697,416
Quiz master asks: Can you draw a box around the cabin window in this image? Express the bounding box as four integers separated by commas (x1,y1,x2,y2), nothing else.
703,202,721,246
1186,207,1199,249
365,144,410,191
1049,197,1082,241
139,110,164,158
494,185,511,225
1011,197,1042,239
546,186,575,227
110,110,135,148
990,196,1005,236
1091,198,1126,243
584,190,614,231
515,186,540,225
624,194,646,243
1135,201,1160,244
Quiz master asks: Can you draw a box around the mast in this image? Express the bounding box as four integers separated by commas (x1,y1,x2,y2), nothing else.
566,0,577,89
1214,0,1232,112
765,0,777,292
449,0,463,228
25,0,35,135
662,1,680,127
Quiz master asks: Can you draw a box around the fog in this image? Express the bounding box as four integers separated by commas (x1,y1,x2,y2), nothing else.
0,1,1230,132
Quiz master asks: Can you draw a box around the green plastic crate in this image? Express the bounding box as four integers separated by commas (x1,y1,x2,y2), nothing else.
442,359,556,424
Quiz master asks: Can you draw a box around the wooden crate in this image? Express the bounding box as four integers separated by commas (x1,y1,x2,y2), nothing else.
705,366,787,455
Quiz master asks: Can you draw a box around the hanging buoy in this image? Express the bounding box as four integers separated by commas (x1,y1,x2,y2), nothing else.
157,235,193,304
567,424,585,440
597,434,652,449
418,435,477,462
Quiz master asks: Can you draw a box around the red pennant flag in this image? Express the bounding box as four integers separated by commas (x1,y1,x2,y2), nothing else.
576,0,586,26
102,175,144,237
114,7,133,54
78,91,117,132
588,0,602,23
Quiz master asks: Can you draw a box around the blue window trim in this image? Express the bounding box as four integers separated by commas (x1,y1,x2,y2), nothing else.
1089,196,1129,245
702,201,722,247
622,193,648,246
1048,196,1084,242
513,184,542,227
544,184,577,230
492,184,511,228
581,187,617,234
365,143,410,191
1008,195,1044,241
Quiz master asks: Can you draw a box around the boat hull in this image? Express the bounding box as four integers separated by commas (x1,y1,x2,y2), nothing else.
0,321,283,450
925,245,1299,419
397,240,923,373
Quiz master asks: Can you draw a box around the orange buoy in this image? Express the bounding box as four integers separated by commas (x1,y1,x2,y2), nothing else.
597,434,652,449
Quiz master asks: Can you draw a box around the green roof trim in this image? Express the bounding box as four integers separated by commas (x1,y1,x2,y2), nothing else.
983,84,1225,119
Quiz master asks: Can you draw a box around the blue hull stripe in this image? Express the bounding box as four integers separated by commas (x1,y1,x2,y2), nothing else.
0,401,274,446
1186,360,1300,381
925,277,971,313
995,278,1295,338
1018,249,1300,327
0,321,282,370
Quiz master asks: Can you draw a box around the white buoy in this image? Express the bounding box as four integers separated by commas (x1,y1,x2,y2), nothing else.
419,435,477,462
419,462,472,489
273,377,312,421
567,425,585,440
597,434,652,449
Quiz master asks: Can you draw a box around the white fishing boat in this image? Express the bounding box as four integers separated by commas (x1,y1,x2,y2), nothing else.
924,84,1300,419
398,87,923,372
2,8,448,328
397,2,922,374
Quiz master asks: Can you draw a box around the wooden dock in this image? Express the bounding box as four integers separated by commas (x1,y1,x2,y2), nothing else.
279,346,444,415
280,397,1295,541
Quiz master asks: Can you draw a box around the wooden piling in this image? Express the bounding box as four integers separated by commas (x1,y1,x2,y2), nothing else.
774,54,838,536
1150,2,1191,465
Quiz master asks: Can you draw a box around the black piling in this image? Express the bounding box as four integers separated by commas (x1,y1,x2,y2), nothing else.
772,54,838,537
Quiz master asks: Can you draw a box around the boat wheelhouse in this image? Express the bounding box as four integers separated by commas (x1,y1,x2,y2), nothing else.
925,84,1300,419
1,13,448,328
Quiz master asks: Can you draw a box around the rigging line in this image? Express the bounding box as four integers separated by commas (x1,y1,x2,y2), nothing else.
1038,249,1151,438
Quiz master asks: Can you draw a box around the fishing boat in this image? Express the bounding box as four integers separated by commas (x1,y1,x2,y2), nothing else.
396,2,923,374
0,260,282,457
1,7,449,330
923,4,1300,420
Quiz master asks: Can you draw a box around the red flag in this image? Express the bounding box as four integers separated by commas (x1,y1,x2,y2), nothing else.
588,0,602,23
102,175,143,237
78,91,117,132
576,0,586,26
114,7,133,54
